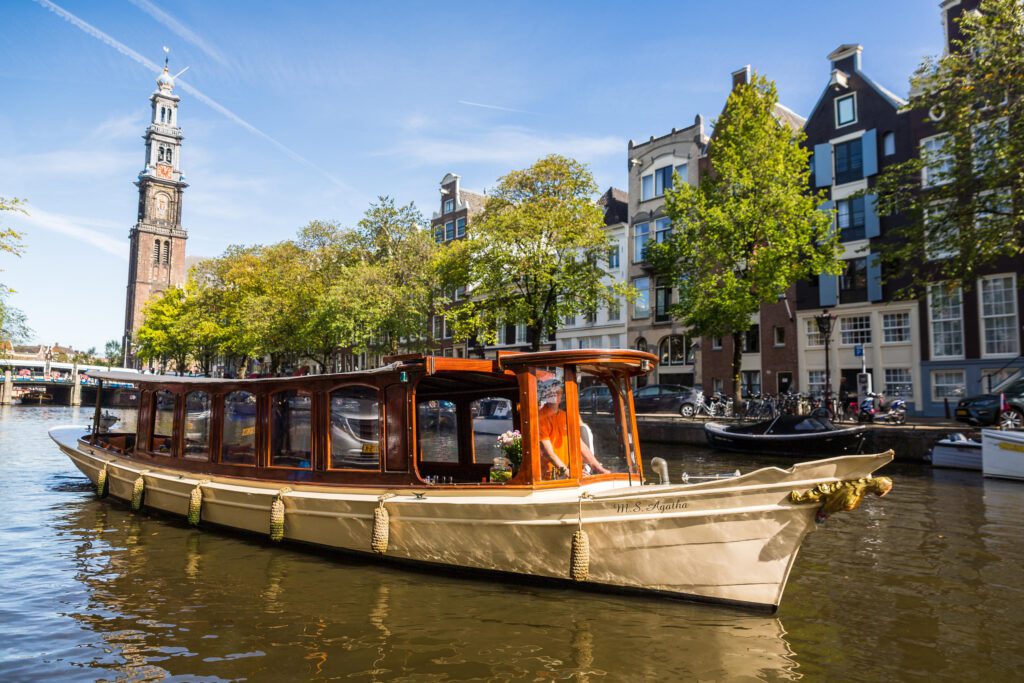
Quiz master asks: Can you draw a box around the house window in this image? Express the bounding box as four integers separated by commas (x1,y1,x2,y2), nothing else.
584,306,597,325
882,312,911,343
516,323,527,344
925,201,957,260
883,131,896,156
840,316,872,345
921,134,953,188
805,319,825,346
929,283,964,359
607,289,621,321
655,217,672,244
972,117,1009,173
836,197,866,242
931,370,966,401
433,225,444,243
632,277,650,319
444,221,455,241
633,223,650,262
641,174,654,201
835,93,857,127
712,378,724,394
711,336,722,350
773,326,786,347
654,279,672,322
454,285,467,300
607,245,620,269
456,217,466,238
659,335,689,366
839,257,868,304
834,139,863,185
674,163,688,184
807,370,826,397
654,166,674,196
564,313,575,326
980,274,1019,356
444,198,454,214
743,325,760,353
884,368,914,398
432,315,444,340
741,371,761,398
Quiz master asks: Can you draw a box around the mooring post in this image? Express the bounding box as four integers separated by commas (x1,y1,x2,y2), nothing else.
70,363,82,406
1,370,12,406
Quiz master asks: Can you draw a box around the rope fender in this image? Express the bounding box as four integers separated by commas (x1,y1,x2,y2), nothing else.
371,493,396,554
131,472,149,511
570,493,593,581
96,463,109,498
269,487,292,542
187,480,211,526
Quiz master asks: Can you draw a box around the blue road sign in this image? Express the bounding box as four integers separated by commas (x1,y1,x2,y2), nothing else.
854,344,864,357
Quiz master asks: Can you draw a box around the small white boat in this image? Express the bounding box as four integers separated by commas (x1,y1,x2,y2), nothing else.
930,433,982,471
982,428,1024,481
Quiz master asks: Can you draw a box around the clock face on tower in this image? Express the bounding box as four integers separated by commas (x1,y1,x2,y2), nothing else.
156,163,172,179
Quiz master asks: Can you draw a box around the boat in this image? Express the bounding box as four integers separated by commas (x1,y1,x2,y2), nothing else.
982,428,1024,481
704,415,868,457
471,396,514,435
20,388,53,404
48,350,893,611
930,433,982,471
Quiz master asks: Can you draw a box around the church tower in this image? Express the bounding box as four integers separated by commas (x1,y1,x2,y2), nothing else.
123,57,189,367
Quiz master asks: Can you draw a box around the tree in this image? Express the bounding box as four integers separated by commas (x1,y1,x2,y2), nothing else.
871,0,1024,295
443,155,620,352
135,287,192,373
648,73,839,403
104,340,123,368
0,196,30,348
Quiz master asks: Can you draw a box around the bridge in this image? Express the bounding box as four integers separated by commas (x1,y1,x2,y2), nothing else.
0,359,139,407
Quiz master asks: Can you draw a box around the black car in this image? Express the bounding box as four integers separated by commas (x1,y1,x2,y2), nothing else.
632,384,701,416
578,385,613,413
955,377,1024,430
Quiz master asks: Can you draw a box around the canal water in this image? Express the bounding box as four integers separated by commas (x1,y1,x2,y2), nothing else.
1,406,1022,681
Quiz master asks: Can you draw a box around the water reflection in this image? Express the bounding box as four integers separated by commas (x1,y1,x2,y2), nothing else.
3,407,1024,681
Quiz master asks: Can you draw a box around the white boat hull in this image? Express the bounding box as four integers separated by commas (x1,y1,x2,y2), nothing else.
931,440,982,470
982,429,1024,481
50,425,892,610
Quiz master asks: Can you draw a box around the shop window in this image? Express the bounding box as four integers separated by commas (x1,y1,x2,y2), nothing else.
330,386,380,470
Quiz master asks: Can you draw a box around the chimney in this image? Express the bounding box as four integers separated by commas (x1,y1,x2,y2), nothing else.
827,44,863,72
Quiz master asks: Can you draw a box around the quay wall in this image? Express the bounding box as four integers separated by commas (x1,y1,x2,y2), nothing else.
631,416,974,463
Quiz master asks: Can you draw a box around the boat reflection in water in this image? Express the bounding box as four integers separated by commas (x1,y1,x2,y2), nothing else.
59,499,799,680
49,351,894,611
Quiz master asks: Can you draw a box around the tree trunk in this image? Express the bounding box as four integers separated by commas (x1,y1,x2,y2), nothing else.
731,331,744,407
528,323,541,352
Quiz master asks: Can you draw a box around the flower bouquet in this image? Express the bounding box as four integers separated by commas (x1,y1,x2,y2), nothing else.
495,430,522,469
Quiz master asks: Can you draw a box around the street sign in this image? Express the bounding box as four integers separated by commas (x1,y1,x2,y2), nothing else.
854,344,864,357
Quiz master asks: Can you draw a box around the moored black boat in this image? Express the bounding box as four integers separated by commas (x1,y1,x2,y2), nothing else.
705,415,867,456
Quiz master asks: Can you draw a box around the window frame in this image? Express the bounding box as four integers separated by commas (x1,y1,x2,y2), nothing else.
834,138,864,185
632,276,650,319
979,273,1020,358
268,389,315,470
633,223,650,263
928,283,965,360
183,390,212,461
931,369,966,402
921,134,953,188
881,311,912,344
443,198,455,214
835,93,857,128
221,390,258,466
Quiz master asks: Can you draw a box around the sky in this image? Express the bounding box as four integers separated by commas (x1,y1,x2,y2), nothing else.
1,0,943,351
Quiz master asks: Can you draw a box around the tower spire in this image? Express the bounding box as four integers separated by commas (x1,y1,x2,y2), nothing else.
163,45,170,69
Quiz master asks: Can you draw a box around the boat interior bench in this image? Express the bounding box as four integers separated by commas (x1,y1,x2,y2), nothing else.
418,462,493,483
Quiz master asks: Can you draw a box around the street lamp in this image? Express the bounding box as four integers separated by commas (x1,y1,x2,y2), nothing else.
816,309,837,412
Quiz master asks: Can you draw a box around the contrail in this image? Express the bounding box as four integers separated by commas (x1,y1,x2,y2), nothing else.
126,0,232,70
458,99,536,115
33,0,358,196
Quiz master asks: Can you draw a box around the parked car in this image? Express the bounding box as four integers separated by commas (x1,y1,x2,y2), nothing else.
632,384,702,417
578,385,613,413
955,375,1024,430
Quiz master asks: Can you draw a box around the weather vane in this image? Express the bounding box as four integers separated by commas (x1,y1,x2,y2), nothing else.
163,46,170,69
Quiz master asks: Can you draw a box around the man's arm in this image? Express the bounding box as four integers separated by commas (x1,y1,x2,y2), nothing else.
579,439,610,474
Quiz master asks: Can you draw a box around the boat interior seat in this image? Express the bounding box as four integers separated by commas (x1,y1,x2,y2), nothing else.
580,422,594,455
418,461,493,483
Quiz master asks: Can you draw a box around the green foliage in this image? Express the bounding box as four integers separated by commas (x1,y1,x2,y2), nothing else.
442,155,622,351
871,0,1024,295
104,339,123,368
0,196,30,348
647,73,839,398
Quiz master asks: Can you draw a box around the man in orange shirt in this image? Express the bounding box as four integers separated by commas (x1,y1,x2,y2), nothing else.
538,383,610,478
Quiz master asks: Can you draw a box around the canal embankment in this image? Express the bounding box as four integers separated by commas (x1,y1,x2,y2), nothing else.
633,414,975,462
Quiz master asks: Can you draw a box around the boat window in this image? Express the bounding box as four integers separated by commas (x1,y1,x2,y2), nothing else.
471,397,516,471
270,390,313,469
184,391,211,461
537,366,570,480
98,385,140,441
150,390,175,455
576,368,634,477
222,390,257,465
417,400,458,463
330,386,380,470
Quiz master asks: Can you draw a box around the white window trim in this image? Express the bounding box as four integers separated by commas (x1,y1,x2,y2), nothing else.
978,272,1020,358
880,310,913,346
930,369,966,403
834,92,858,129
920,133,953,188
838,315,872,347
828,128,865,146
927,283,965,360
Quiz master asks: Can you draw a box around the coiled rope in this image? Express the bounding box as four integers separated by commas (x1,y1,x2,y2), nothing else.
570,493,593,581
371,493,396,554
187,480,210,526
131,472,149,511
269,487,292,542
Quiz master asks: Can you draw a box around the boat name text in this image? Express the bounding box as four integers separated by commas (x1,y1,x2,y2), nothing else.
614,499,688,514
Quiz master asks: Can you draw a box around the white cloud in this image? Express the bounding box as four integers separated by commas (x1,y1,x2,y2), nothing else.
14,204,127,259
126,0,234,70
382,125,624,167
